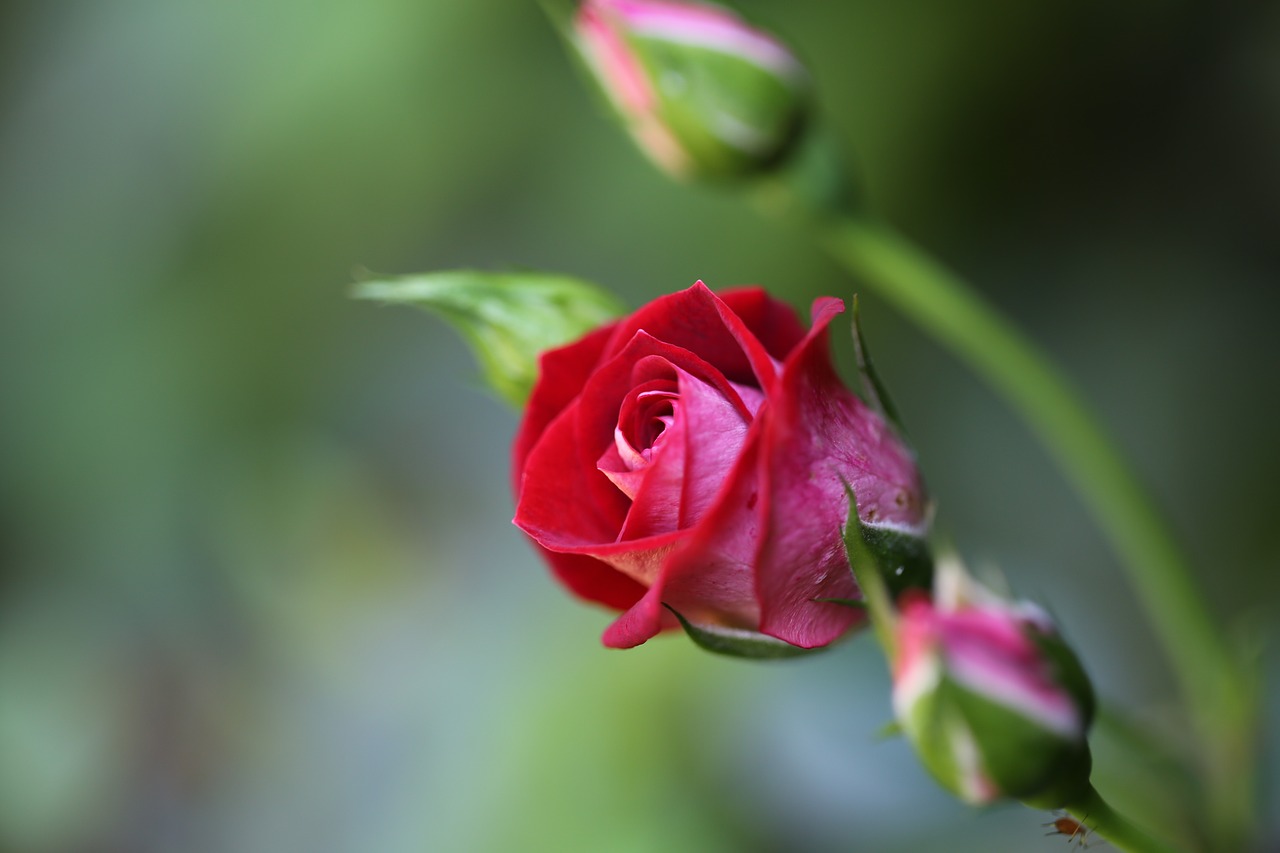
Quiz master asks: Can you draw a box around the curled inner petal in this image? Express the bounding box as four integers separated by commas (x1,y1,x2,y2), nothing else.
598,379,679,499
596,361,761,544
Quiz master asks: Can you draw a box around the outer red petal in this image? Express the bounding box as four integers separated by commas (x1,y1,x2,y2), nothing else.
715,285,808,364
596,282,764,386
516,399,632,549
513,323,645,613
601,583,676,648
651,421,767,632
754,297,927,647
513,322,616,495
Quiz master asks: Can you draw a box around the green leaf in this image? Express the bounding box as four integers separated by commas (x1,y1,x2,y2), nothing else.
665,606,828,660
353,270,625,407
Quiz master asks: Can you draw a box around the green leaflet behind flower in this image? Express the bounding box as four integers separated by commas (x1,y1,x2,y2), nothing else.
353,270,625,407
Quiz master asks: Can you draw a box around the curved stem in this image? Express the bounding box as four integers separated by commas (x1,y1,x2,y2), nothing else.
759,186,1256,843
1062,785,1182,853
735,101,1257,842
822,216,1223,693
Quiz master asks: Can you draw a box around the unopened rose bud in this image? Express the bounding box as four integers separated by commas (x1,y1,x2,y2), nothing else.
571,0,809,180
891,560,1095,806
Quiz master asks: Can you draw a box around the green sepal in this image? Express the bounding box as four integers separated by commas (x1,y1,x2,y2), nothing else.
953,683,1090,803
1030,629,1097,733
850,295,908,436
627,36,808,180
352,269,625,408
902,676,1093,807
812,596,866,609
841,484,899,661
859,523,933,599
898,679,970,800
665,605,828,660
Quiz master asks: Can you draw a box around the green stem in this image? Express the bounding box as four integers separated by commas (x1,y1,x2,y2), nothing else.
811,213,1253,847
756,130,1254,841
1063,785,1181,853
821,215,1221,696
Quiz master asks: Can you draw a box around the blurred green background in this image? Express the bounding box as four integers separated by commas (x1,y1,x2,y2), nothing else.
1,1,1277,851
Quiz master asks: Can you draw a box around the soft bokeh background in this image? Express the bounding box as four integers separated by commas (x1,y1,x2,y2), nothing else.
1,2,1277,851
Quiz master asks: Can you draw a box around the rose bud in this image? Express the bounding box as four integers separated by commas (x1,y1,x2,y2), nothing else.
570,0,809,180
891,559,1095,806
512,282,929,652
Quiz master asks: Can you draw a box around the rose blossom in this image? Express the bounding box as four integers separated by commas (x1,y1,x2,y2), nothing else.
513,281,927,649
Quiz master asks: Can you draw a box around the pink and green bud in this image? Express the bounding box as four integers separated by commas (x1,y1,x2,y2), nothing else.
572,0,809,180
891,560,1095,806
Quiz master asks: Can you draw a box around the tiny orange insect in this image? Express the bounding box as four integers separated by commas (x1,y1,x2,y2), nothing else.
1043,813,1093,848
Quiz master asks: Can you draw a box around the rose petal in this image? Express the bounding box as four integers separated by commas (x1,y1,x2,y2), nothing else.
616,364,753,540
523,341,727,544
604,420,769,646
602,0,804,79
673,366,755,528
940,608,1082,738
654,425,766,631
598,282,762,387
716,286,808,364
892,593,942,712
513,322,616,494
517,332,757,591
600,582,671,648
516,399,632,550
597,377,678,500
577,3,656,115
754,296,928,647
615,389,686,540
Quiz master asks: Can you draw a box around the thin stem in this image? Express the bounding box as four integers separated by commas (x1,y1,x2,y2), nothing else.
822,216,1224,698
701,82,1256,838
759,185,1256,843
1063,785,1181,853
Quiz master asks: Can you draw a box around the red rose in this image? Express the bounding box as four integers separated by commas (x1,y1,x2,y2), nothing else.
513,282,927,649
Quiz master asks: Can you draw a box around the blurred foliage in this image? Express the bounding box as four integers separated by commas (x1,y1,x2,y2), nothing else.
0,1,1277,851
